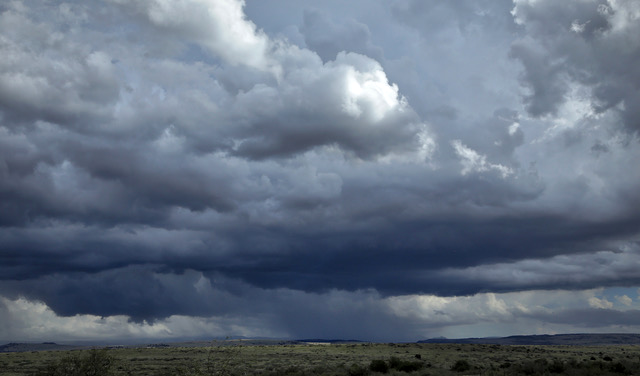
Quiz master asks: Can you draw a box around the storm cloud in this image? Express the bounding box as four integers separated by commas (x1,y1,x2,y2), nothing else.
1,0,640,342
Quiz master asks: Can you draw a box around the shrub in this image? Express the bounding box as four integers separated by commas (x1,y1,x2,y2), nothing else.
349,363,370,376
548,359,565,373
388,357,401,370
514,359,549,376
385,356,423,373
395,361,422,373
369,359,388,373
609,362,629,374
450,359,471,372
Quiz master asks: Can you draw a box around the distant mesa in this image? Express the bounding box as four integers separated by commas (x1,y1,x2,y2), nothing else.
418,333,640,346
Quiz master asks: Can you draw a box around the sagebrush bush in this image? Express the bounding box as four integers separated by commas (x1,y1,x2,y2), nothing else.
369,359,388,373
450,359,471,372
368,356,424,374
34,349,115,376
548,359,565,373
348,363,370,376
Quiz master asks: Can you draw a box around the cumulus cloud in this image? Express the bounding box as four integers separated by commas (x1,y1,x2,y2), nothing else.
227,50,427,160
511,0,640,133
615,295,633,306
110,0,277,73
451,140,513,177
0,0,639,342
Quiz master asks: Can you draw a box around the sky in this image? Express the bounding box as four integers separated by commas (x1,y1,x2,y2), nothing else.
1,0,640,343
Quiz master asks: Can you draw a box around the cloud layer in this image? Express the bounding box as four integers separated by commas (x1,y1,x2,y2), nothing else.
1,0,639,341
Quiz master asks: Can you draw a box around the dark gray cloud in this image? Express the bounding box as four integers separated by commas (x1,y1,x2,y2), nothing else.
1,0,640,341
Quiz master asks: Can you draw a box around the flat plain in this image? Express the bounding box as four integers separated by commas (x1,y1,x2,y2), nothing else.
2,340,640,375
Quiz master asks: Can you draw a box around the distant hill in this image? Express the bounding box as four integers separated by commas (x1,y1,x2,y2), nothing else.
0,342,80,353
418,333,640,346
0,339,303,353
5,334,639,353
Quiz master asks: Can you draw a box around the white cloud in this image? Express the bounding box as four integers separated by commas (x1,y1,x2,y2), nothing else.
616,295,633,306
0,295,283,343
340,55,402,121
0,296,170,342
588,296,613,309
451,140,513,177
111,0,277,74
387,292,516,324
